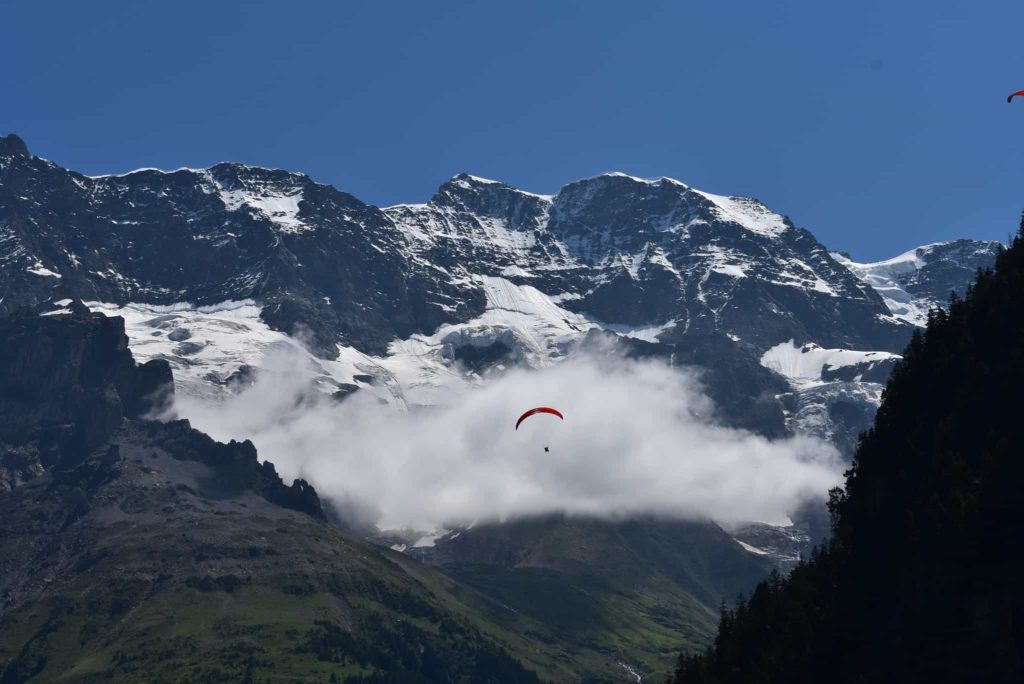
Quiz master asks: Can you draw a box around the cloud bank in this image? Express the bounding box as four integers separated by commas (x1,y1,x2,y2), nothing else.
174,344,844,531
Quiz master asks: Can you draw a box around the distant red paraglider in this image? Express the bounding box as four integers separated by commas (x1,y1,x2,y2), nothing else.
515,407,564,430
1007,90,1024,103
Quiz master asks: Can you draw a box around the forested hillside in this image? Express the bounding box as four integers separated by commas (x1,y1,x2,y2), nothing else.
670,217,1024,684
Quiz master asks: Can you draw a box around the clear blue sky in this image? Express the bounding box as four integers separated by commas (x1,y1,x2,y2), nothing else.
3,0,1022,259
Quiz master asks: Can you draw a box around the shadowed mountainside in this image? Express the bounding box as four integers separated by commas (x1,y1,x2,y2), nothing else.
670,221,1024,683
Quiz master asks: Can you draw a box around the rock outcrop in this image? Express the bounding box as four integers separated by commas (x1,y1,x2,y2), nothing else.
0,305,322,519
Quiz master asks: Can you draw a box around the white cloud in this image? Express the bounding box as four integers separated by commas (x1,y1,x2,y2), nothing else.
174,343,844,531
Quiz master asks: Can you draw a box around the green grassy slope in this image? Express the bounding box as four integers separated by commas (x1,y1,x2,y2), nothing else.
0,424,553,683
414,516,775,681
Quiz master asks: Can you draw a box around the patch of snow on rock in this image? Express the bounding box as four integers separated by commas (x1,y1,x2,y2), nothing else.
27,264,62,278
219,187,309,234
693,190,790,237
831,249,931,325
760,340,899,388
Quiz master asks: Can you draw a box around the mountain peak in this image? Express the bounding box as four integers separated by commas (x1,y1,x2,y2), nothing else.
450,172,503,186
434,172,512,197
430,173,553,213
549,173,793,240
579,171,688,187
832,238,1004,326
0,134,29,158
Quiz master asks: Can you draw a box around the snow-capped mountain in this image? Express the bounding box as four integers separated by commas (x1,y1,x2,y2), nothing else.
0,134,476,358
832,241,1002,326
386,171,911,353
0,134,999,446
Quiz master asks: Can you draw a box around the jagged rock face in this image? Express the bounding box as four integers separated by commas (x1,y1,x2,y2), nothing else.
0,306,321,517
0,306,168,484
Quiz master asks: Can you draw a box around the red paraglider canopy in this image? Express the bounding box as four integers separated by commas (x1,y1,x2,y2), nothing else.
515,406,564,430
1007,90,1024,103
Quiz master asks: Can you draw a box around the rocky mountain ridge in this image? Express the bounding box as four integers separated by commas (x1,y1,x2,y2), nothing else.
2,133,1000,448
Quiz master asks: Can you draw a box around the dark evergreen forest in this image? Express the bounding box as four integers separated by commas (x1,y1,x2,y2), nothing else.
670,217,1024,684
